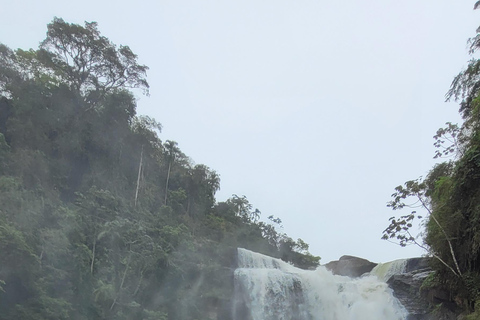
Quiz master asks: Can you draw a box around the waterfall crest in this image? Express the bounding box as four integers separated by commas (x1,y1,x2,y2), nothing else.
233,248,408,320
370,259,408,282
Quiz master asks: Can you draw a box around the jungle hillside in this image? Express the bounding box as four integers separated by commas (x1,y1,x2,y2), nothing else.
0,18,320,320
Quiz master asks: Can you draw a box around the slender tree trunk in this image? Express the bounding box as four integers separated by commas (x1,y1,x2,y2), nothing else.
39,246,44,268
164,160,171,205
134,146,144,208
419,196,463,277
110,253,131,311
133,269,144,297
91,237,96,275
429,213,462,276
409,234,461,277
186,197,191,215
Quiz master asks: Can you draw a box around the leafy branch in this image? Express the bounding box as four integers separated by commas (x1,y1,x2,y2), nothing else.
383,179,462,277
433,122,464,159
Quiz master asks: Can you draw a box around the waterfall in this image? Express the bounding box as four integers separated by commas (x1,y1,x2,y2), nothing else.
233,248,408,320
370,259,408,282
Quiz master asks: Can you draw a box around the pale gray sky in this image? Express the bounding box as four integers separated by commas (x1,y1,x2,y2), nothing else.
1,0,478,263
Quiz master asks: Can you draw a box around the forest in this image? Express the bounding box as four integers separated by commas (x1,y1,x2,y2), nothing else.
0,18,320,320
6,5,480,320
383,3,480,318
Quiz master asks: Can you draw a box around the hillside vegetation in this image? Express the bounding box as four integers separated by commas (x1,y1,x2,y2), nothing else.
383,4,480,317
0,18,319,320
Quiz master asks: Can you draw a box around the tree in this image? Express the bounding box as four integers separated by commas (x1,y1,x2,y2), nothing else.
382,176,462,277
185,164,220,216
383,4,480,309
1,18,149,108
74,187,120,275
0,44,23,98
163,140,180,206
37,17,149,104
433,122,464,160
0,18,324,319
226,194,260,223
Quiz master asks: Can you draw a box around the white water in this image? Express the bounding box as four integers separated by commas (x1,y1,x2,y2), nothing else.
233,248,408,320
370,259,408,282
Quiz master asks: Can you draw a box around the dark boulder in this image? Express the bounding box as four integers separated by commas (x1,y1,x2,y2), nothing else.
324,255,377,278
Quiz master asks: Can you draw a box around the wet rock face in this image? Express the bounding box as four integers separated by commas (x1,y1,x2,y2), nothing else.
387,269,432,319
324,255,377,278
404,257,431,273
386,257,458,320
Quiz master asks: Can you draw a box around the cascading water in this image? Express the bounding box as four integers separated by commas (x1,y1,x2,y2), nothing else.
370,259,408,282
233,248,408,320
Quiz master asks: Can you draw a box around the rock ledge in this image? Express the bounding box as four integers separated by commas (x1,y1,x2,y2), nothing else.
324,255,377,278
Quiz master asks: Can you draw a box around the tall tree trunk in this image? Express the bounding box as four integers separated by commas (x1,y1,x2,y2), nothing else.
420,197,463,277
164,160,171,205
134,146,143,208
186,196,191,215
91,236,96,275
133,269,144,297
110,253,131,311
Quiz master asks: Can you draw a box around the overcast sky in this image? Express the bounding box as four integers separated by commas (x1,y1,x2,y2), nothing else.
2,0,479,263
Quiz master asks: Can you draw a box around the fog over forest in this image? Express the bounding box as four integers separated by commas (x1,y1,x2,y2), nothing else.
2,1,480,319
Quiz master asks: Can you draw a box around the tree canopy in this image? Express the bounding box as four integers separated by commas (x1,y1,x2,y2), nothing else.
0,18,319,320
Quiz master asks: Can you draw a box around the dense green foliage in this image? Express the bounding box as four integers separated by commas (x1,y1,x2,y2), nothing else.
383,4,480,315
0,18,319,320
